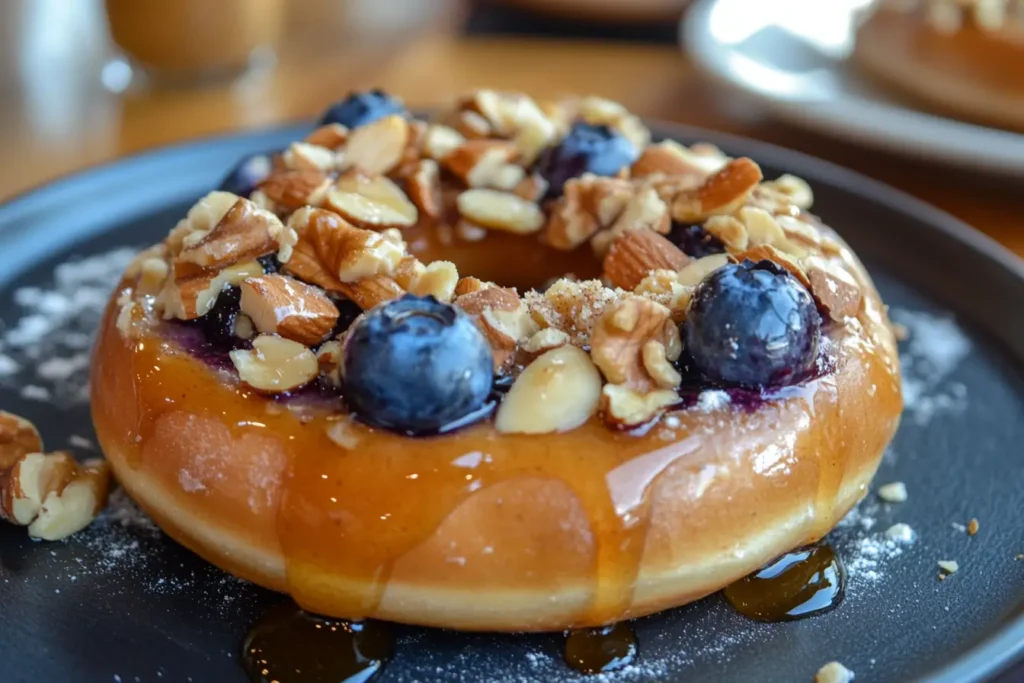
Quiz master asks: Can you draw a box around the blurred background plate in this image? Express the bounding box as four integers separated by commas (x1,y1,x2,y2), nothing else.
682,0,1024,177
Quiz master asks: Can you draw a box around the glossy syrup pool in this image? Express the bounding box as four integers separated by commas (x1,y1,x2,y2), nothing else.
242,543,846,680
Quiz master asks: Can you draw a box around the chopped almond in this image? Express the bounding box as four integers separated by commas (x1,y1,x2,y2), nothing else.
240,274,340,346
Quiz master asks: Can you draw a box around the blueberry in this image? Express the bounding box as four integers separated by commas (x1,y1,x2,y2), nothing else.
319,90,406,129
343,295,494,434
193,286,244,352
329,297,363,337
218,152,276,197
257,254,281,274
668,223,725,258
534,123,638,198
683,261,820,388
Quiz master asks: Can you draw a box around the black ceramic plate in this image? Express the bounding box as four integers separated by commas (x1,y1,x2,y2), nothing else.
0,122,1022,683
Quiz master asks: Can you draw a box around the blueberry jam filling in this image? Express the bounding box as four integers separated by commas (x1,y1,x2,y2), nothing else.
343,295,494,435
189,285,248,354
319,89,406,129
328,297,363,338
218,152,276,197
682,260,821,390
668,223,725,259
534,122,638,198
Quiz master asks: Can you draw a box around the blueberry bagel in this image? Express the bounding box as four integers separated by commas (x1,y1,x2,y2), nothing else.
855,0,1024,130
91,90,902,631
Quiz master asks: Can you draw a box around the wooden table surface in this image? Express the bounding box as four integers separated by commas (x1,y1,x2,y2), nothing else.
1,0,1022,257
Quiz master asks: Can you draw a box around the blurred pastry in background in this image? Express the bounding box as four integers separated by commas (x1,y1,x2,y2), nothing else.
498,0,690,22
854,0,1024,130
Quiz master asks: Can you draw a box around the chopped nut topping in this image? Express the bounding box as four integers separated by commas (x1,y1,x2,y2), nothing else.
641,339,682,389
337,276,405,310
407,260,459,303
601,384,679,427
455,287,537,368
454,276,492,296
590,297,677,394
421,124,466,160
814,661,855,683
316,340,344,386
513,173,549,202
166,191,239,255
523,327,570,354
806,259,863,321
634,270,695,321
603,228,689,291
443,139,523,189
631,140,724,179
937,560,959,575
734,244,810,289
27,459,111,541
676,254,730,286
0,411,43,470
326,172,418,229
545,175,632,250
177,198,295,269
671,157,763,223
258,169,333,211
457,189,545,234
230,334,319,392
495,346,602,434
340,114,409,175
967,518,980,536
703,215,749,252
885,523,916,543
286,207,405,285
592,186,671,257
406,159,443,219
761,173,813,210
239,274,340,346
577,95,650,150
525,279,623,346
160,260,264,321
877,481,908,503
282,142,336,172
304,123,349,150
1,451,77,526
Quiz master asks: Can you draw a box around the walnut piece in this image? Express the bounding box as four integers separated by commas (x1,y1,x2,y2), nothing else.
589,297,678,393
455,287,537,368
601,384,680,428
28,459,112,541
671,157,763,223
285,207,405,285
0,411,43,470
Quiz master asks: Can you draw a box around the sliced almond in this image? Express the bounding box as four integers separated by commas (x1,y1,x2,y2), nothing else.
240,274,340,346
304,123,349,150
421,124,466,160
230,334,319,392
282,142,336,172
258,169,333,211
450,109,493,139
454,276,492,296
676,253,730,286
737,206,787,247
28,459,111,541
603,227,689,291
325,173,418,229
495,346,602,434
406,159,443,219
0,412,43,470
671,157,763,223
340,114,409,176
631,140,720,179
761,174,813,210
0,452,77,526
457,189,544,235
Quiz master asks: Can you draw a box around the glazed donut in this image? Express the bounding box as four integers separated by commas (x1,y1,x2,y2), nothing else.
91,90,902,632
854,0,1024,130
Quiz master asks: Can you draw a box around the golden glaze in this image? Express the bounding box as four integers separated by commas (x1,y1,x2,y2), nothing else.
92,247,901,630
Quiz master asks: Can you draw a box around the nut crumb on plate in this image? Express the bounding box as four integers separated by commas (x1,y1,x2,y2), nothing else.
877,481,907,503
815,661,855,683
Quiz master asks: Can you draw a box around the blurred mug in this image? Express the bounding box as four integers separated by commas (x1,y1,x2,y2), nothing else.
104,0,285,81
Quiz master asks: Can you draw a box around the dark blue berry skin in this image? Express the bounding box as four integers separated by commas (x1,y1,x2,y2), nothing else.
218,152,276,197
668,223,725,259
318,90,406,129
193,285,244,352
683,261,821,388
257,254,281,274
343,295,494,435
534,123,638,198
329,298,363,338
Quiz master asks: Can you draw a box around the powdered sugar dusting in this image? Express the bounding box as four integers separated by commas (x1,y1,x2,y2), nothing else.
0,247,137,406
890,309,971,426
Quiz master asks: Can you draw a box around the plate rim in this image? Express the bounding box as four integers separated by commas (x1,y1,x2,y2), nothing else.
0,120,1022,683
681,0,1024,177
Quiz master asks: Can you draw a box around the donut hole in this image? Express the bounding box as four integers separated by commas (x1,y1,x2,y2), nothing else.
402,222,602,292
